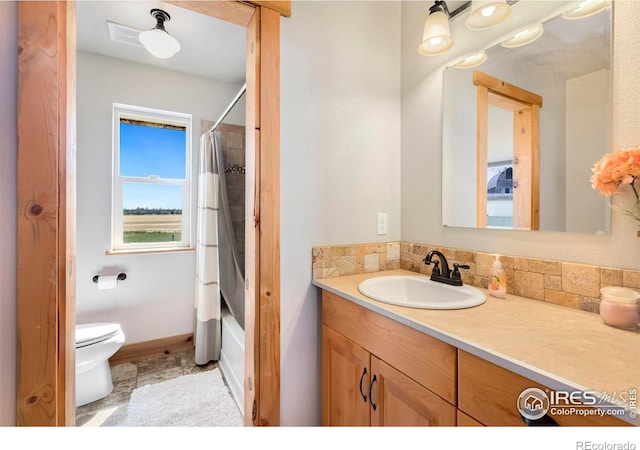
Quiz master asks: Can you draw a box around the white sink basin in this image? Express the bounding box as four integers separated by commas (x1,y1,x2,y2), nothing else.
357,275,486,310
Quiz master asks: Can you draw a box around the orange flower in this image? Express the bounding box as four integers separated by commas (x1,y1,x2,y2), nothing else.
591,147,640,199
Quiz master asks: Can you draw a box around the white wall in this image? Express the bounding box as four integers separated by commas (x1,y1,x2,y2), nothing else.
566,69,610,234
281,1,401,425
0,1,17,427
76,51,243,344
402,2,640,271
442,66,477,228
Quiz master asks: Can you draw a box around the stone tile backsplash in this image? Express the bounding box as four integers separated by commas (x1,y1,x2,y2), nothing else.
312,242,401,279
312,241,640,315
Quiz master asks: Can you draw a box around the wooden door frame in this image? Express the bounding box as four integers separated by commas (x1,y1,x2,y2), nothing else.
17,0,287,426
473,70,542,230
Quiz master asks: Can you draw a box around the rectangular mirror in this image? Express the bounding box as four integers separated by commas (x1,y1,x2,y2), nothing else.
442,1,611,234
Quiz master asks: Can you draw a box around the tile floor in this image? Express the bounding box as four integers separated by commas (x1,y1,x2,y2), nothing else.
75,347,218,427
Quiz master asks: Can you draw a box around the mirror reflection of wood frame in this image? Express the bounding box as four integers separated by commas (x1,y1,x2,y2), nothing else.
474,71,542,230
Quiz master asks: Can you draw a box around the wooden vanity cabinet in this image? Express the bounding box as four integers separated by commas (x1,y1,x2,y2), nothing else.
322,290,457,426
322,289,634,427
458,350,631,427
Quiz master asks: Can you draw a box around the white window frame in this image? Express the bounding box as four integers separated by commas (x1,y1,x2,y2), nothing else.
111,103,192,252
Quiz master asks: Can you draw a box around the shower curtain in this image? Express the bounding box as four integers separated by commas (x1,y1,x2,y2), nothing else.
194,130,246,365
194,132,222,364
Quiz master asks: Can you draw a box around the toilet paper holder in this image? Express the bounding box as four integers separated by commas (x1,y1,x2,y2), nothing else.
92,273,127,283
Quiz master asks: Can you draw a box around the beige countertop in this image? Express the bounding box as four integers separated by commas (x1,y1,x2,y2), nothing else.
312,269,640,426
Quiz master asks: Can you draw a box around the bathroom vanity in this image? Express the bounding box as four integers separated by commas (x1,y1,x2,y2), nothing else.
313,269,639,427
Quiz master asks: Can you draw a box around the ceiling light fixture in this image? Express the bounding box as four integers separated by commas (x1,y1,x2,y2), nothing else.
500,23,544,48
418,1,454,56
454,51,488,69
562,0,611,20
139,9,181,59
465,0,512,30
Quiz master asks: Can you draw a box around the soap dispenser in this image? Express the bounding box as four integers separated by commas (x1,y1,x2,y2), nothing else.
489,254,507,298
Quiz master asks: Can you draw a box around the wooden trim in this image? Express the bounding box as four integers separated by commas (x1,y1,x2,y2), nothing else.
169,1,294,25
476,85,488,228
488,91,525,112
166,0,256,27
247,1,291,17
473,71,542,107
244,10,260,426
530,105,541,231
513,107,533,230
59,1,77,427
109,334,194,365
17,1,76,427
257,6,281,426
245,130,260,426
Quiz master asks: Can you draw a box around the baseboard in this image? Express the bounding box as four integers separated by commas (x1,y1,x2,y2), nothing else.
109,333,194,365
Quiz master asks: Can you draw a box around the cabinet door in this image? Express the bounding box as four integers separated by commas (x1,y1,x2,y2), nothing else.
322,325,370,426
370,356,456,426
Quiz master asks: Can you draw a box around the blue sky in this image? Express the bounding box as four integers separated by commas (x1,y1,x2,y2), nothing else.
120,122,186,210
123,183,183,210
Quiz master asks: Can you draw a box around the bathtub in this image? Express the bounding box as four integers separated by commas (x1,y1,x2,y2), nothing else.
219,307,244,415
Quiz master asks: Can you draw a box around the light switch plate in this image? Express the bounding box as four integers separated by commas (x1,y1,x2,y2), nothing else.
377,213,388,235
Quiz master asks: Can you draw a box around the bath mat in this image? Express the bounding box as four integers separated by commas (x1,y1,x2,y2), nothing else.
122,368,243,427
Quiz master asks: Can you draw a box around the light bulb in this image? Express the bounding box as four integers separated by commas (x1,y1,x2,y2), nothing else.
562,0,611,20
418,9,454,56
466,1,511,30
139,28,181,59
501,24,544,48
454,51,488,69
481,6,496,17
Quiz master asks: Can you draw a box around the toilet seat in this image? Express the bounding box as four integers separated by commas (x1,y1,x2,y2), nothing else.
76,323,121,348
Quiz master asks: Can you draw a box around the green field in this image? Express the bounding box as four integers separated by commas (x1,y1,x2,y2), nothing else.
123,214,182,243
124,231,182,243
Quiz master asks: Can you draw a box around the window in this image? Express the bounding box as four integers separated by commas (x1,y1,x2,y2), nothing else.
112,104,192,251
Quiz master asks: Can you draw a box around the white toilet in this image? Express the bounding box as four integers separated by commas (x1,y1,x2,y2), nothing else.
75,322,125,407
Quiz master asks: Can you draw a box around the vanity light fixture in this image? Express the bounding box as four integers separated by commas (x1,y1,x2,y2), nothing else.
453,51,487,69
562,0,611,20
500,23,544,48
418,1,455,56
139,8,181,59
465,0,512,30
